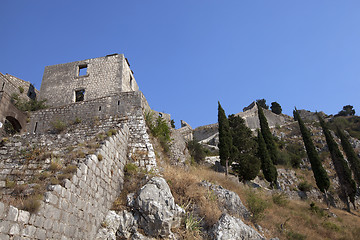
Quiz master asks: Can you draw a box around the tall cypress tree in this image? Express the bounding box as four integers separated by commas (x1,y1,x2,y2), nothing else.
318,115,357,212
337,127,360,186
257,103,279,164
218,102,232,176
229,114,260,182
294,109,330,205
257,129,277,187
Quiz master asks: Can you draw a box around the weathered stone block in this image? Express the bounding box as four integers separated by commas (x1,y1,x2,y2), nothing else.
21,225,37,237
6,206,18,221
35,228,46,240
9,223,20,235
17,210,30,224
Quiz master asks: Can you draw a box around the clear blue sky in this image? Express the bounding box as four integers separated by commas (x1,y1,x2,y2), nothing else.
1,1,359,128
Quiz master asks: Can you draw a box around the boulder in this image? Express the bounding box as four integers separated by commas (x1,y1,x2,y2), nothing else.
117,210,138,239
95,211,122,240
134,177,184,238
201,181,250,219
212,213,264,240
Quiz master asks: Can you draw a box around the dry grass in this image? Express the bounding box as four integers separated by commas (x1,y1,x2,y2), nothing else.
162,164,360,240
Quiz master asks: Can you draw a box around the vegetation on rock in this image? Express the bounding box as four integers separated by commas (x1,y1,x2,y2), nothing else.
257,129,277,187
258,103,279,165
228,114,260,182
270,101,282,115
217,102,232,175
294,109,330,200
318,114,357,212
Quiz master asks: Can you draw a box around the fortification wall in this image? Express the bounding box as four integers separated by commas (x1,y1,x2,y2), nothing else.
0,124,130,239
28,91,145,134
193,123,218,142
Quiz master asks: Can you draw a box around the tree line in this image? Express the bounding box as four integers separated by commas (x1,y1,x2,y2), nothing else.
218,101,360,212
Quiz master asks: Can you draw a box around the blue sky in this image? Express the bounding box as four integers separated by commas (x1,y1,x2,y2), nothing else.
1,1,359,128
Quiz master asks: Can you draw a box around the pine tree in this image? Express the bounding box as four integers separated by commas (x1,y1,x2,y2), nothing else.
271,102,282,115
257,129,277,187
229,114,260,182
257,103,279,164
218,102,232,176
294,109,330,205
318,115,357,211
337,127,360,186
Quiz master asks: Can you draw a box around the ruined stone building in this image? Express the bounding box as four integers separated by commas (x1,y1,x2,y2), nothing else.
0,54,185,239
0,73,38,135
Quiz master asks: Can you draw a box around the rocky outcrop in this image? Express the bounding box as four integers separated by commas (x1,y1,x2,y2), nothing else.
212,213,264,240
201,181,250,219
97,177,184,239
134,177,184,238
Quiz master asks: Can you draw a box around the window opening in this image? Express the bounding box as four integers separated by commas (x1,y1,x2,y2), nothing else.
27,84,36,100
75,89,85,102
117,100,120,105
98,106,102,111
78,64,88,76
1,82,5,91
159,113,163,117
33,122,38,133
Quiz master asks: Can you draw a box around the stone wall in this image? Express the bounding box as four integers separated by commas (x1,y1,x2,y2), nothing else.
28,91,146,134
0,73,38,101
39,54,139,108
0,124,130,239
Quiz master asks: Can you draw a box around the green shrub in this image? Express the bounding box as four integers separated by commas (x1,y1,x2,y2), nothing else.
18,86,24,93
107,129,117,137
22,195,42,213
73,117,82,124
49,158,63,172
124,163,138,175
187,140,206,164
50,120,67,133
286,230,307,240
272,192,289,206
309,202,326,217
322,221,342,232
298,181,312,192
63,165,77,174
277,150,291,166
185,212,203,233
11,93,48,112
5,179,17,188
246,190,269,222
97,154,103,161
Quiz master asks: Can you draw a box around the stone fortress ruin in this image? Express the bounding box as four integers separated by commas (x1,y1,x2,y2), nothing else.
0,54,188,239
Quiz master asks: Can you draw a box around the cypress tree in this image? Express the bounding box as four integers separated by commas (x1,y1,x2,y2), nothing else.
294,109,330,205
257,103,279,164
229,114,260,182
318,115,357,211
218,102,232,176
257,129,277,187
337,127,360,186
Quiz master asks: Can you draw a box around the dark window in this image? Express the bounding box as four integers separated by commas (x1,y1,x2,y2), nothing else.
78,64,88,76
1,82,5,91
27,84,36,100
75,89,85,102
33,122,38,133
117,100,120,105
159,113,163,117
98,106,102,111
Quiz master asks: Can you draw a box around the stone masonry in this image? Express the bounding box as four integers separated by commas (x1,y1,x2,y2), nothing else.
39,54,138,108
0,54,178,239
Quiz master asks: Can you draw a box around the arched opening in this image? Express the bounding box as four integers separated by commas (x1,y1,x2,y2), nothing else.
5,116,22,134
